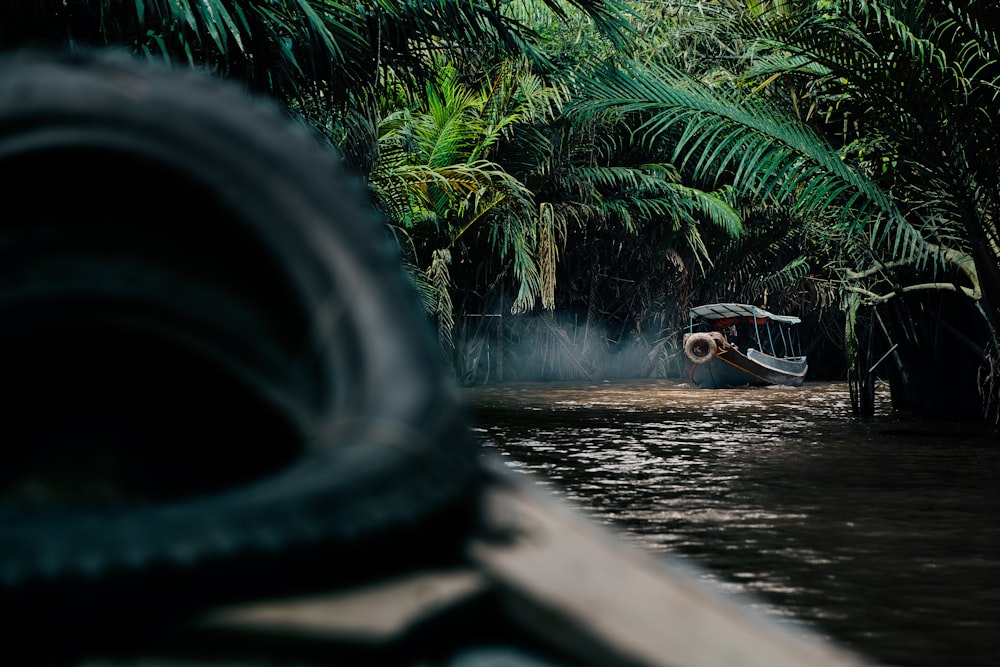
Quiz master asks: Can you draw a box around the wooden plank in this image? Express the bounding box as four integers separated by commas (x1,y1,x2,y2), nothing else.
470,478,878,667
198,569,487,643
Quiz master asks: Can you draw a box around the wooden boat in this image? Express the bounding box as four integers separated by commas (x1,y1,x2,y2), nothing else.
683,303,808,388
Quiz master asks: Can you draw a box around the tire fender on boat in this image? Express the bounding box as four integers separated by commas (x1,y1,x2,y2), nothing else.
684,332,718,364
0,50,481,622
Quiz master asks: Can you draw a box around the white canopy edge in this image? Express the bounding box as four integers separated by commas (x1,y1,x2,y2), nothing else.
690,303,801,325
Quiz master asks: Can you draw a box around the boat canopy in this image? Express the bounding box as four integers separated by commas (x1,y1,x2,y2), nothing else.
689,303,801,326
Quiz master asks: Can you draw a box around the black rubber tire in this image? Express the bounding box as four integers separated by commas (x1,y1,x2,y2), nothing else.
684,333,717,364
0,51,481,624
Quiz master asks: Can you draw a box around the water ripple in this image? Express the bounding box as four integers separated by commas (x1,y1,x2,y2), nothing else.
467,379,1000,667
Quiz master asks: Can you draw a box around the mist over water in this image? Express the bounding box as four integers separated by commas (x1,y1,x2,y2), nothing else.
466,379,1000,667
459,312,682,385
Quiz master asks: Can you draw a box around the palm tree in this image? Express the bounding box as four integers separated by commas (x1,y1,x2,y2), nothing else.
352,0,750,380
738,0,1000,419
368,60,555,353
570,0,999,419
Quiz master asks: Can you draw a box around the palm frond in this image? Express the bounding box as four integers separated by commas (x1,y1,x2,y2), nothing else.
570,59,940,269
426,248,456,353
492,213,542,314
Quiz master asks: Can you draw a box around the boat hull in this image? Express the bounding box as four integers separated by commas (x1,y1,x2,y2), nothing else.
688,347,807,388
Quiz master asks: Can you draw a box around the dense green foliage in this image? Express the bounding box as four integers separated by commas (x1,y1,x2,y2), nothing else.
3,0,997,420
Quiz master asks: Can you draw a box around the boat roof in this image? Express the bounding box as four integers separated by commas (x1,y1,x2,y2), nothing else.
689,303,801,325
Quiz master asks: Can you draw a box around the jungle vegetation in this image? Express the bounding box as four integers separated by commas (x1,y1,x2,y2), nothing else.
3,0,998,422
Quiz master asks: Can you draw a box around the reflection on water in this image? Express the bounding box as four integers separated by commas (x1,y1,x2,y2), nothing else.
466,379,1000,667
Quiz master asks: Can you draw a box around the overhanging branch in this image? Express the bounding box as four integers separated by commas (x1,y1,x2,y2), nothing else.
843,242,982,303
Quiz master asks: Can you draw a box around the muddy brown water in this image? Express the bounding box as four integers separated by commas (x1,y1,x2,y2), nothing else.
466,379,1000,667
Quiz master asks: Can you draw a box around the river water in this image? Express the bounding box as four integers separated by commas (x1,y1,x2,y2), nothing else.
465,379,999,667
